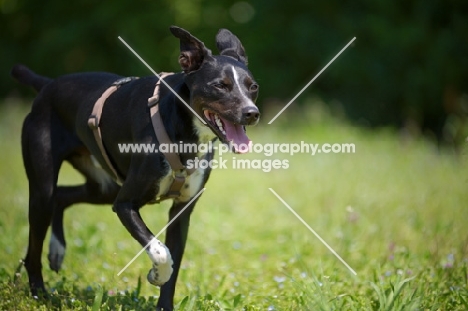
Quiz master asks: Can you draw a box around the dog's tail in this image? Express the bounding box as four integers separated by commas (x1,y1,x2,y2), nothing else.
11,64,52,93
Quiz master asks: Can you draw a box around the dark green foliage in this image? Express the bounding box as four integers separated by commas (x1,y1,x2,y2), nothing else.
3,0,468,140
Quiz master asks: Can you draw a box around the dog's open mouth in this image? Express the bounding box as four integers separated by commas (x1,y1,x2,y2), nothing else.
203,110,250,154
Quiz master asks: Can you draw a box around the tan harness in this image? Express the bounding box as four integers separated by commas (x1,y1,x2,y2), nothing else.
88,73,195,202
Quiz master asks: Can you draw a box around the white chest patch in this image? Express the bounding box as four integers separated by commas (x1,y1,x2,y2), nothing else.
155,118,213,203
155,166,206,203
155,169,173,199
177,168,205,202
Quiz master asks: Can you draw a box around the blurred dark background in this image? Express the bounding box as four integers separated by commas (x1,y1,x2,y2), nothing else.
2,0,468,144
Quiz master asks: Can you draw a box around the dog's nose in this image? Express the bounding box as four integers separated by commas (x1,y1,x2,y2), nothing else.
242,106,260,125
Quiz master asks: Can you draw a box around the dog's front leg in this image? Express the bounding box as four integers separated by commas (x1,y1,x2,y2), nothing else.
114,202,173,286
157,199,198,310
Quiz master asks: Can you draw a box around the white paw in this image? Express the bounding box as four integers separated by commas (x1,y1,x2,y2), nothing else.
48,233,65,272
146,239,173,286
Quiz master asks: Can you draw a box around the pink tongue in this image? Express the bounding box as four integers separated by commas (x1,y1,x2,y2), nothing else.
220,116,251,153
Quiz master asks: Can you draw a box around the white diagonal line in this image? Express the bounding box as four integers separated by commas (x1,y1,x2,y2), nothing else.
268,188,357,276
117,188,206,276
268,37,356,124
118,36,206,124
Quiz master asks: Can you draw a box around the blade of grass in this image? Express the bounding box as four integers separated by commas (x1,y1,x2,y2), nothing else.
91,285,103,311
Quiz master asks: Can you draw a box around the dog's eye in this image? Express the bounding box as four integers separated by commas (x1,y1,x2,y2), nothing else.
249,83,259,92
213,82,227,90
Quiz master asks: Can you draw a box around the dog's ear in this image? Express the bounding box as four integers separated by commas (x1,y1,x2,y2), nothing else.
216,29,248,65
170,26,213,73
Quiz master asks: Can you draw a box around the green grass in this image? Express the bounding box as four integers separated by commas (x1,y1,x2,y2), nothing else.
0,100,467,310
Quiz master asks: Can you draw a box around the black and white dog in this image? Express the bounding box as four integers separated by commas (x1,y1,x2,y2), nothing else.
11,26,259,310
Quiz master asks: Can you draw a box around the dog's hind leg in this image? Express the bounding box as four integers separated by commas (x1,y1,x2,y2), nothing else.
22,109,62,297
48,152,120,272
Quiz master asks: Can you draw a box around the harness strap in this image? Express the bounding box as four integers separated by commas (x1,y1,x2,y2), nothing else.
89,74,197,202
88,77,137,183
148,73,196,202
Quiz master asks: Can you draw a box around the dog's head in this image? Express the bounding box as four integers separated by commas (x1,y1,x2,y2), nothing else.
170,26,260,154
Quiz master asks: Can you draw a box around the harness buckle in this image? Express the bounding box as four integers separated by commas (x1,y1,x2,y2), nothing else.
87,115,99,129
172,168,188,179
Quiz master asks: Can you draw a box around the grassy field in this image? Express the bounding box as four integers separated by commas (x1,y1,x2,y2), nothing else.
0,100,467,310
